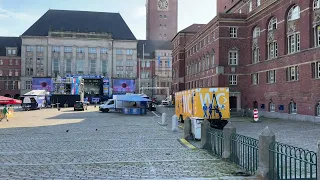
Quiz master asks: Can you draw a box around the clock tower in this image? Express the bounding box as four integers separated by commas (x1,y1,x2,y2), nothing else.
146,0,178,41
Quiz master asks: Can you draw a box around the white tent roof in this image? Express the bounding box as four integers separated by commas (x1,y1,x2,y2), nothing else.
23,90,48,96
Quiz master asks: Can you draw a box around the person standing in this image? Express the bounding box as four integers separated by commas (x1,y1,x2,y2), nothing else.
1,105,9,122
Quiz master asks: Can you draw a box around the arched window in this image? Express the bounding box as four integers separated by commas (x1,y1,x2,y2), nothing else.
268,17,277,31
316,102,320,116
287,5,301,54
269,101,275,112
253,26,260,38
289,100,297,114
314,0,320,10
288,5,300,21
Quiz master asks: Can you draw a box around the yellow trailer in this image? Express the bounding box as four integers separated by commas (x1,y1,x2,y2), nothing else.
175,87,230,129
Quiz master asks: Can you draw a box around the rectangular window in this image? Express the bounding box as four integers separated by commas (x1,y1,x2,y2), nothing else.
8,70,12,76
53,59,59,73
15,59,19,65
316,26,320,47
26,46,34,52
11,81,15,90
311,61,320,79
230,27,237,38
7,49,12,55
229,75,237,85
15,70,19,76
36,58,44,65
126,49,133,55
288,33,300,54
37,46,44,52
26,68,33,76
9,59,13,65
257,0,260,6
252,48,260,63
76,60,84,74
101,48,108,54
249,0,253,12
88,48,97,54
52,46,60,52
286,66,299,81
76,47,85,53
64,46,72,53
5,81,9,90
26,81,32,89
146,61,150,67
101,60,108,73
66,59,72,74
229,51,238,65
251,73,259,85
90,60,96,74
267,70,276,83
116,49,122,55
268,42,278,59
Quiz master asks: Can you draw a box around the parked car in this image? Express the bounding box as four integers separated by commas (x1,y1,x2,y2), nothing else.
74,101,85,111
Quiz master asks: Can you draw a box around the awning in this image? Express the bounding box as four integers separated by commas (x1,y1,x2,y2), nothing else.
117,95,152,102
0,96,22,105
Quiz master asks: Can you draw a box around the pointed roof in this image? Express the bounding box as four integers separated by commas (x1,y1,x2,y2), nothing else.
22,9,136,40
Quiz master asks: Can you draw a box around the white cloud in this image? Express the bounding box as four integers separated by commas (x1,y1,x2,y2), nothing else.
0,8,38,22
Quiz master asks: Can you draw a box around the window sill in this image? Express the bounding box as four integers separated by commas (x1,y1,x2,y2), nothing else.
266,82,276,84
286,80,299,83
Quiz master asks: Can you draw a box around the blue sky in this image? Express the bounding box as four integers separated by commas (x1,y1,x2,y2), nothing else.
0,0,217,39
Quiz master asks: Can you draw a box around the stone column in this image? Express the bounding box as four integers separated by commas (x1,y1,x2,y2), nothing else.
256,126,276,180
84,47,89,75
222,122,236,160
200,120,211,150
97,47,101,75
47,45,52,77
72,46,76,75
59,46,64,77
184,117,192,140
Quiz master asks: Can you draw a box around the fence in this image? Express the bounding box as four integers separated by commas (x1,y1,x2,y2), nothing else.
230,133,259,174
207,127,223,158
269,142,317,180
200,122,318,179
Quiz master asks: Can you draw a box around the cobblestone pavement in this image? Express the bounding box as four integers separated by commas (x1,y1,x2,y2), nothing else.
158,106,320,152
0,107,254,179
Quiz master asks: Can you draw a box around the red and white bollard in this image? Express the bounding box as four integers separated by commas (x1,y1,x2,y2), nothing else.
253,108,259,122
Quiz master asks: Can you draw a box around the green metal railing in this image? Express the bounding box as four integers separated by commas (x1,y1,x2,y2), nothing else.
230,133,259,174
207,128,223,158
269,142,317,180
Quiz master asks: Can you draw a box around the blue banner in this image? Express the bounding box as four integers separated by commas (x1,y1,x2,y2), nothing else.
168,57,170,67
158,56,161,65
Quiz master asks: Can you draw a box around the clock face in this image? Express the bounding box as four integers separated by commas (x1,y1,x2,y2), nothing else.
158,0,169,11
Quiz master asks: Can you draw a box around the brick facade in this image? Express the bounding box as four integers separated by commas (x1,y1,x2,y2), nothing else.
173,0,320,119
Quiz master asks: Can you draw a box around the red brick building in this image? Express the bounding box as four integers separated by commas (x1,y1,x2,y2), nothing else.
172,0,320,121
146,0,178,41
0,37,21,99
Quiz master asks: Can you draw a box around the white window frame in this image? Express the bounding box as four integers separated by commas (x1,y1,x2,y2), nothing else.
268,17,277,31
228,50,238,65
253,26,260,38
251,73,259,85
287,66,299,81
314,0,320,10
312,61,320,79
212,53,215,67
268,41,278,59
249,0,253,12
11,81,15,90
252,47,260,64
25,81,32,90
230,27,237,38
289,101,297,114
315,25,320,47
267,70,276,83
15,70,18,76
257,0,261,6
52,46,60,52
269,102,275,112
288,5,300,21
8,70,12,76
229,75,237,85
0,70,2,76
288,33,300,54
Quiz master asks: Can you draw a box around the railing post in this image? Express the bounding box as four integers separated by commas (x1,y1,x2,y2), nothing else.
200,120,211,150
184,117,192,140
256,126,276,180
222,122,236,160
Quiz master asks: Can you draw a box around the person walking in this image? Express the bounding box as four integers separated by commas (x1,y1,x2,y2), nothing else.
1,105,9,122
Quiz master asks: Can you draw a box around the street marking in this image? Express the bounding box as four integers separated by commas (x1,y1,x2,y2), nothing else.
179,139,196,150
152,111,160,117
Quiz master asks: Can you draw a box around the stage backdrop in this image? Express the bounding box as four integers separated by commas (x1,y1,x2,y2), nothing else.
112,79,135,94
32,78,53,92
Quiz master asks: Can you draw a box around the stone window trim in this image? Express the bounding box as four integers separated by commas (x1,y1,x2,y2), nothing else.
228,47,239,66
286,65,299,82
229,75,237,85
287,32,300,54
289,100,297,114
266,70,276,84
229,27,238,38
268,17,277,31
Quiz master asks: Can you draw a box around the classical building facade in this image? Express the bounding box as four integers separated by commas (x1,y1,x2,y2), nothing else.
0,37,21,99
146,0,178,41
137,40,172,100
173,0,320,121
20,9,137,95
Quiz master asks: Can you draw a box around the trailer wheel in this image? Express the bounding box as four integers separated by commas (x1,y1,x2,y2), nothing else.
105,108,109,113
179,115,184,123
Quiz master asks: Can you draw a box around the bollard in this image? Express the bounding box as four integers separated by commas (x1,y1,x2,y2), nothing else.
161,113,167,125
253,108,259,122
171,115,178,132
